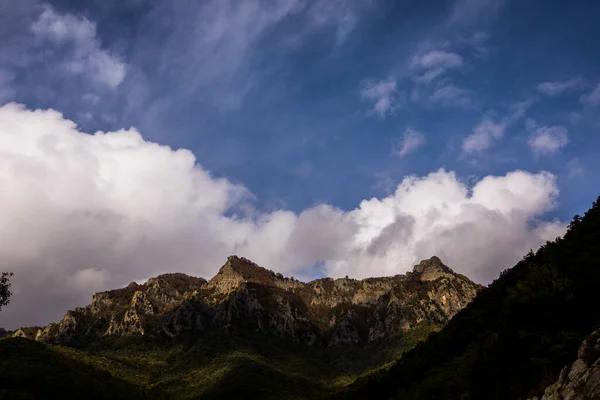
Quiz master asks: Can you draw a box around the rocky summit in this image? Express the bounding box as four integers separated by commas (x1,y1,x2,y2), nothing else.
13,255,481,347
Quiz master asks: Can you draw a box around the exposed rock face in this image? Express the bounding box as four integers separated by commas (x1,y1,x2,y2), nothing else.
15,256,482,347
530,329,600,400
413,256,454,281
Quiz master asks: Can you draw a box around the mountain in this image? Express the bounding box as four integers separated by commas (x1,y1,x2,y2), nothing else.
3,255,481,399
14,255,480,347
339,196,600,400
5,197,600,399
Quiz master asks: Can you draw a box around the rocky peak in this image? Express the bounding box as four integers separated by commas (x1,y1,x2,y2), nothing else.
212,255,274,280
207,255,302,294
412,256,455,281
89,273,206,316
16,255,482,347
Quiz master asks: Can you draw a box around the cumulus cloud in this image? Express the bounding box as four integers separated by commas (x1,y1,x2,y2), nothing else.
31,5,126,87
537,77,583,97
528,125,570,156
0,103,566,328
394,128,426,157
327,169,564,283
360,78,401,118
581,82,600,107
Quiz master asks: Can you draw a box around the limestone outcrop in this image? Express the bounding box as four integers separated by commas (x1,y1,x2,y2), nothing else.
14,255,482,347
530,329,600,400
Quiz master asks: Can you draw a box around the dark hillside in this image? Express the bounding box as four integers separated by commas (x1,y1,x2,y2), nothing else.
0,338,149,400
340,196,600,400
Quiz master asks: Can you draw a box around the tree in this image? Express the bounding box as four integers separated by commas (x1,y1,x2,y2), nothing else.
0,272,13,311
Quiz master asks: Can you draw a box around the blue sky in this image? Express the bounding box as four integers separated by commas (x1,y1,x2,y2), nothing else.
1,0,600,327
3,0,599,216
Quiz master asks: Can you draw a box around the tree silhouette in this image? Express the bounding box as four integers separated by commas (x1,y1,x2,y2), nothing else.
0,272,13,311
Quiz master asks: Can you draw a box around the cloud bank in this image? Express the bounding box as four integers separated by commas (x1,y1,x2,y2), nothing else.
0,103,566,328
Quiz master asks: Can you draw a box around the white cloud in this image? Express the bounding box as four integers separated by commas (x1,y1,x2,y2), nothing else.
415,50,464,70
565,158,584,179
360,78,401,118
308,0,360,45
581,82,600,107
412,50,464,84
462,119,505,153
462,99,533,153
537,77,583,96
138,0,365,110
528,125,570,156
31,5,126,87
408,49,470,108
427,82,472,108
505,98,534,124
0,103,566,328
328,169,563,283
394,128,426,157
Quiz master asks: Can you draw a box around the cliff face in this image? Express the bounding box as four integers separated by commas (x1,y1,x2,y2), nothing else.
530,329,600,400
15,255,481,347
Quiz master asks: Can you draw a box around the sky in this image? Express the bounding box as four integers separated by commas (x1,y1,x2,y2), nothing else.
1,0,599,329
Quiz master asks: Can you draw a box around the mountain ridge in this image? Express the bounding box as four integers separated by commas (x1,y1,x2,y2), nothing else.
13,255,482,348
5,197,600,400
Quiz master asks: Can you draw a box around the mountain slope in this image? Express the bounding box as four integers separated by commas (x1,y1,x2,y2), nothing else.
15,256,480,348
7,256,481,399
0,338,148,400
339,196,600,400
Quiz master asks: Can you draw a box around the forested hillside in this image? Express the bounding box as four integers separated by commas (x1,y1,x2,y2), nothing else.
339,196,600,400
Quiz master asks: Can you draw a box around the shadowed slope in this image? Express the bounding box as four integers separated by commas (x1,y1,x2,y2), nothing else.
339,196,600,400
0,338,149,400
6,255,482,399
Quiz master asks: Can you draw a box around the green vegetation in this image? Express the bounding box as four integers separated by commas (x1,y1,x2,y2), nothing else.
5,196,600,399
338,196,600,400
0,324,436,399
0,272,12,311
0,338,147,400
